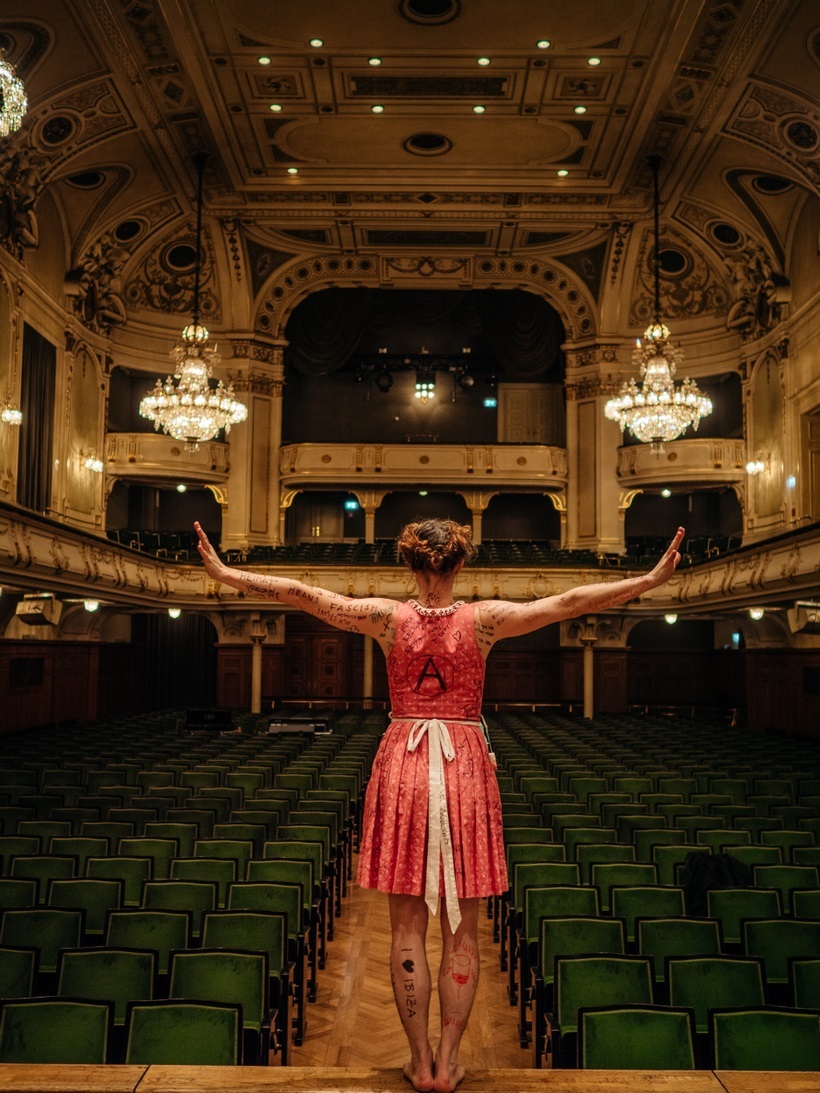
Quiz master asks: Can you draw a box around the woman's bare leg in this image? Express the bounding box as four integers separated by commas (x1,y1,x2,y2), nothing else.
434,897,479,1093
389,893,434,1092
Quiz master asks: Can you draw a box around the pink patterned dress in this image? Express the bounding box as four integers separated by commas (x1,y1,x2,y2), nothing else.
357,600,507,925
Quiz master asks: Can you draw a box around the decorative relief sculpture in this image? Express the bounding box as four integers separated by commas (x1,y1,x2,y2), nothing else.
724,244,789,340
0,144,46,258
69,232,130,333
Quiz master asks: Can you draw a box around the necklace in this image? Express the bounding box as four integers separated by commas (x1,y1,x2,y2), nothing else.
410,599,465,617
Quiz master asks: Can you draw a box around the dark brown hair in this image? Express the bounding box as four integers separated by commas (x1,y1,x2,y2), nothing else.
397,518,477,574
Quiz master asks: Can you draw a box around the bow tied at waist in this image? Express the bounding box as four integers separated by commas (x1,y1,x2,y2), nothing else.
402,716,481,933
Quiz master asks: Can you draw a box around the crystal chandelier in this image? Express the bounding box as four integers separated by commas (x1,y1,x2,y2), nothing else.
0,53,27,138
139,155,246,452
605,156,712,449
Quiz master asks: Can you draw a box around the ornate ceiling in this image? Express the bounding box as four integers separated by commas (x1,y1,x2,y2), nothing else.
0,0,817,349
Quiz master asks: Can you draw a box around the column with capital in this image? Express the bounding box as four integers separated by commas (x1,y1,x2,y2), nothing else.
220,340,286,550
458,490,495,546
249,613,266,715
564,345,626,554
352,489,386,545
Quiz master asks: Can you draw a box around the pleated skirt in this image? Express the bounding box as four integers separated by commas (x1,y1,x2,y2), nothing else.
356,718,508,899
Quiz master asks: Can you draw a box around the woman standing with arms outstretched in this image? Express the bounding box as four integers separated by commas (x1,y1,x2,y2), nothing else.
195,518,684,1092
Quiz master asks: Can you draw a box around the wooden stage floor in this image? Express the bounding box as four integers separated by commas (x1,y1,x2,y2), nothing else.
0,1065,819,1093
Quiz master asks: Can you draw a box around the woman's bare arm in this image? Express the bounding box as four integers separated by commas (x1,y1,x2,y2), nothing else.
474,527,685,654
195,522,397,648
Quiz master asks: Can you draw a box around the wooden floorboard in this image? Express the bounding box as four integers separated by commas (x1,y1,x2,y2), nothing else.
289,859,521,1070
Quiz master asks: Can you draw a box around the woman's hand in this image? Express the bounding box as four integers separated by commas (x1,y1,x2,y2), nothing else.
195,521,229,582
647,526,685,588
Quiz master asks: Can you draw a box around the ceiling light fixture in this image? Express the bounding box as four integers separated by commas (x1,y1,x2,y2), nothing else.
84,600,100,613
556,169,569,177
269,103,283,112
287,167,299,175
0,53,27,138
574,105,587,114
604,155,712,451
139,154,247,452
536,40,551,49
664,613,678,624
368,57,382,65
371,104,384,113
472,105,486,114
661,488,671,498
587,56,601,66
168,608,182,619
257,56,271,66
309,38,324,48
749,607,765,621
176,483,187,493
477,57,491,66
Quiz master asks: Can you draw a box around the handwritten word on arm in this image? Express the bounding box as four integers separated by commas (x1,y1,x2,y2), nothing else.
473,526,685,655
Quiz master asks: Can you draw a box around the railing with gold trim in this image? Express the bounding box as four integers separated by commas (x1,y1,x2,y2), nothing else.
105,433,230,482
280,442,568,487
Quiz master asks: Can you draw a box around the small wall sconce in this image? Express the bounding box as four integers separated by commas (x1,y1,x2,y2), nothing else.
81,449,104,473
168,608,181,619
1,397,22,426
749,607,765,621
84,600,100,612
664,613,678,624
745,452,767,475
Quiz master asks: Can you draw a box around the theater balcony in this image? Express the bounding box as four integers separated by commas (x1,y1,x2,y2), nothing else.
106,434,231,485
279,442,568,489
616,438,746,491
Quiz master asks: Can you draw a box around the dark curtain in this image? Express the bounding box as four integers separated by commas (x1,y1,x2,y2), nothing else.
284,287,374,375
477,289,564,378
130,612,218,710
18,323,56,512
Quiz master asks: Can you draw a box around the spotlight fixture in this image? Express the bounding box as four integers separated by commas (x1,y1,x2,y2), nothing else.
168,608,182,619
374,369,394,392
176,483,187,493
661,488,671,498
604,155,712,449
414,372,436,404
664,613,678,624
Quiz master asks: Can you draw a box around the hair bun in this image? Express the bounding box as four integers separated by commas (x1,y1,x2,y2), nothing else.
397,518,476,574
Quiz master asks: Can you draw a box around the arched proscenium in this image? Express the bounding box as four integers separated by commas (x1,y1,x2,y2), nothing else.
254,253,597,343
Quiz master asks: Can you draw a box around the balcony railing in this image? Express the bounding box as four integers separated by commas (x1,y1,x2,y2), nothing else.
617,438,745,487
105,433,230,482
280,442,568,487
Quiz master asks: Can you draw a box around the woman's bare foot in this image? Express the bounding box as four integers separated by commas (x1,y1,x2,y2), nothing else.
403,1057,435,1093
433,1059,465,1093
